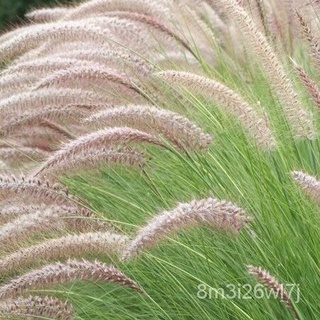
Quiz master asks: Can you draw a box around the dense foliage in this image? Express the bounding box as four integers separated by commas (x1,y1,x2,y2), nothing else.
1,0,320,319
0,0,74,29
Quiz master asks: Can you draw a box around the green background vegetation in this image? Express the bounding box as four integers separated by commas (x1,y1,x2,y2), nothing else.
0,0,73,30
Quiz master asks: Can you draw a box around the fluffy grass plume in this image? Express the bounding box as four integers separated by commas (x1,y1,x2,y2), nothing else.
0,205,112,252
3,57,105,77
0,259,142,300
296,10,320,74
26,7,71,22
62,0,170,21
84,104,213,151
0,22,114,61
155,70,276,149
215,0,316,140
0,88,109,115
0,232,128,276
0,295,75,320
34,146,147,179
292,171,320,204
0,105,88,137
0,204,97,225
293,62,320,111
31,127,167,178
36,48,154,75
0,175,76,206
34,65,139,97
0,147,48,164
122,197,251,261
247,265,301,319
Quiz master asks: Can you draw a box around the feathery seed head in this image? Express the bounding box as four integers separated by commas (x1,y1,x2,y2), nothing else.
0,175,75,206
292,170,320,203
35,146,147,179
0,231,128,276
122,197,251,261
294,63,320,111
26,7,71,22
63,0,171,21
0,22,114,61
217,0,316,140
32,127,167,178
155,70,276,149
33,65,137,95
0,106,88,137
0,259,142,299
0,205,112,252
47,47,154,75
0,295,75,319
0,88,110,115
85,105,213,151
247,265,298,317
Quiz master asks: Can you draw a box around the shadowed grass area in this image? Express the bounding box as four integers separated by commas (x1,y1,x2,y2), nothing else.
0,0,75,30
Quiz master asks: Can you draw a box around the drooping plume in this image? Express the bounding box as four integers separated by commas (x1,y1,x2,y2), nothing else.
0,259,142,300
0,232,128,276
85,104,213,151
155,70,276,149
0,295,75,320
292,171,320,203
35,146,147,179
32,127,167,178
122,197,251,261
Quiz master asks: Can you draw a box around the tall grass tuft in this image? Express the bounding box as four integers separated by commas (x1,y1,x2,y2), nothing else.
0,0,319,318
215,0,316,140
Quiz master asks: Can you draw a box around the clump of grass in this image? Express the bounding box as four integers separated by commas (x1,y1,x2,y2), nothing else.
0,0,319,319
